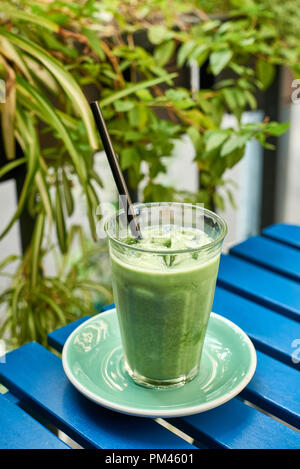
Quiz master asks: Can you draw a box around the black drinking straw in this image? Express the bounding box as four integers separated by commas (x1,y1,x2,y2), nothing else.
90,101,142,239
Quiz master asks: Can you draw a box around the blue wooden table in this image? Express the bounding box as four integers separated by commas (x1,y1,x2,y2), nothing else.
0,223,299,449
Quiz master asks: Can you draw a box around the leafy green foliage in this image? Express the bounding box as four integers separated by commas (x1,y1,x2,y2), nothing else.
0,232,113,347
0,0,298,345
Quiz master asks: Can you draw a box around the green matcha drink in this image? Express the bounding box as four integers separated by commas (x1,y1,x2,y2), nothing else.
106,203,227,388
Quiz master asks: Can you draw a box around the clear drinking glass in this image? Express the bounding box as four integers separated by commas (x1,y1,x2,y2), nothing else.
105,203,227,388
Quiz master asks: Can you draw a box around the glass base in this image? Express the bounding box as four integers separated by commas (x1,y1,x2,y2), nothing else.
124,360,199,389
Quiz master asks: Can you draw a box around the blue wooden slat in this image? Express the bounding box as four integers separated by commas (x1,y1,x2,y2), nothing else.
1,346,297,450
0,393,69,449
240,350,300,429
263,224,300,250
217,254,300,322
48,305,115,352
48,316,89,353
213,286,300,369
102,303,115,312
169,398,300,449
0,343,194,449
49,299,300,430
3,391,21,405
230,236,300,282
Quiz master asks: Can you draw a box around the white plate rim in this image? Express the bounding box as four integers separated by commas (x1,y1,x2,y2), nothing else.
62,309,257,418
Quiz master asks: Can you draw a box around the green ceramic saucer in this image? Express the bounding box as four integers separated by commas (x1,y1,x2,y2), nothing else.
62,308,256,418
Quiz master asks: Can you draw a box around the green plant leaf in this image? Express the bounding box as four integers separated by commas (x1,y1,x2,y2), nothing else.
210,49,233,76
35,170,54,226
27,309,37,341
113,100,135,112
11,279,25,337
99,73,177,107
154,40,176,66
213,192,225,211
89,168,103,188
256,59,276,90
0,37,33,82
0,55,16,160
147,25,173,45
0,109,39,240
55,182,67,254
62,169,74,217
177,40,196,67
17,77,87,183
75,280,113,303
37,292,66,325
82,27,105,60
205,130,228,152
266,121,290,136
86,185,98,241
30,212,45,289
0,29,98,149
0,157,26,179
0,3,59,32
221,134,248,157
121,147,140,170
244,90,257,110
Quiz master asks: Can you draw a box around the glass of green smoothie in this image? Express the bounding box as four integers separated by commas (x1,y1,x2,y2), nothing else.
105,202,227,389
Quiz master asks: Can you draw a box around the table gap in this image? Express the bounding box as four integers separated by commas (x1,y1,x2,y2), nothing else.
57,430,83,449
155,418,196,447
237,396,300,433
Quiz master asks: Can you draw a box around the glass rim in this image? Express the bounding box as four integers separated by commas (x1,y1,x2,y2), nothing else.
104,202,227,255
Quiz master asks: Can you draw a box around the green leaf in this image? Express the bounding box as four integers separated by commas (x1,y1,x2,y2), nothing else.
226,189,237,209
0,157,26,179
55,182,67,254
266,122,290,136
113,100,135,112
82,27,105,60
11,279,25,336
190,44,209,66
35,170,54,226
0,37,32,82
89,168,103,188
256,59,275,90
99,73,177,107
244,90,257,110
27,309,37,342
0,3,59,32
221,134,248,157
0,254,19,271
205,130,228,152
121,147,139,171
0,110,39,240
213,192,225,211
75,280,113,302
154,40,175,66
135,89,153,101
147,25,173,45
0,29,98,149
128,105,148,129
37,292,66,325
86,185,98,241
62,169,74,217
210,49,233,76
30,212,45,289
177,40,196,67
0,66,16,160
17,77,87,183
